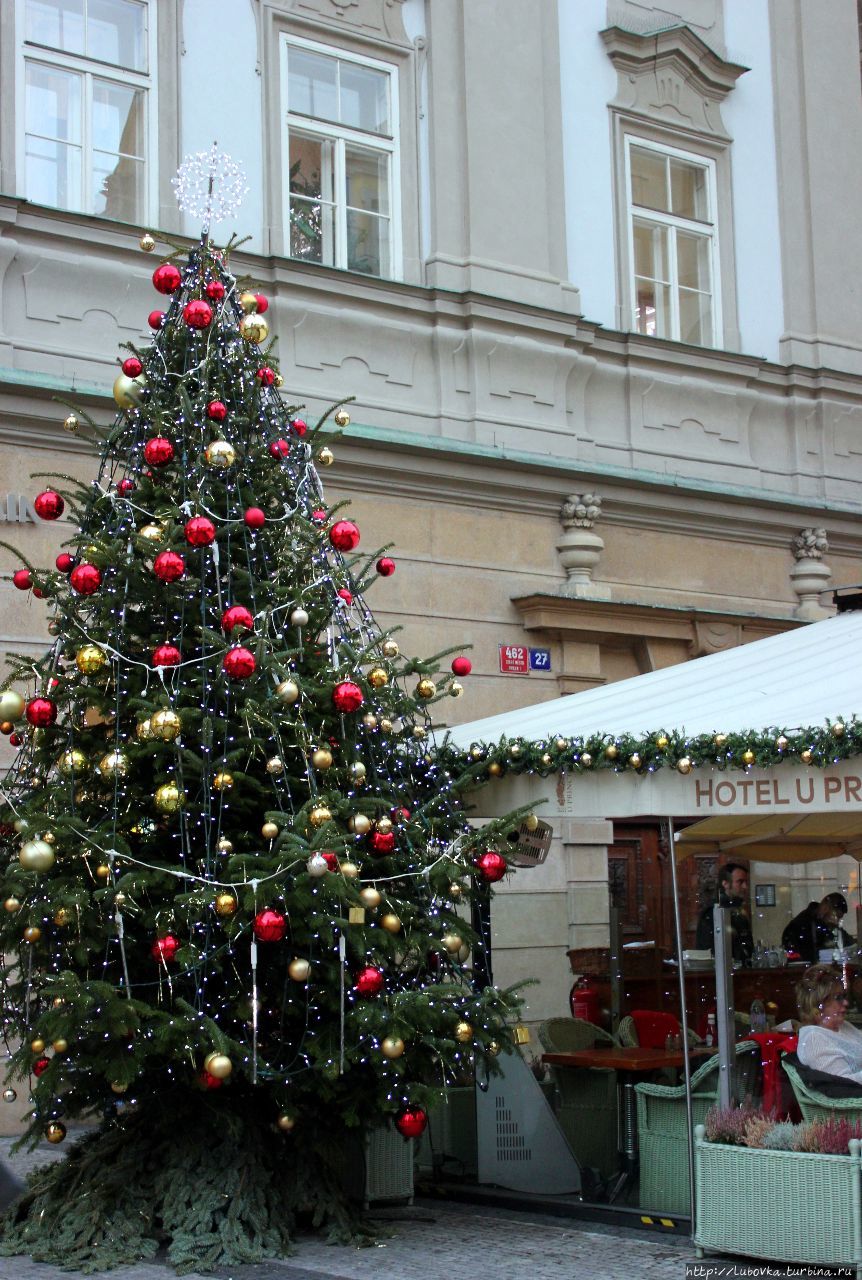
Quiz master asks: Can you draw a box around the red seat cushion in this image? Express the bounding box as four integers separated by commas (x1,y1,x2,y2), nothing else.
631,1009,681,1049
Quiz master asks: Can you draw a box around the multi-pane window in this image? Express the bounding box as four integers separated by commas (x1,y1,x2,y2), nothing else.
283,36,399,278
21,0,151,222
626,139,720,347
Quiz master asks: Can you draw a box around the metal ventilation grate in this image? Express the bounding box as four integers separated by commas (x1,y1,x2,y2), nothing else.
494,1094,531,1163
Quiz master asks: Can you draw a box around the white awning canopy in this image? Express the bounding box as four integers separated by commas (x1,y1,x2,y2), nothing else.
446,611,862,749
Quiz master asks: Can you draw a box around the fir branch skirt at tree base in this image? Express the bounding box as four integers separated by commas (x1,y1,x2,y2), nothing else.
0,226,527,1271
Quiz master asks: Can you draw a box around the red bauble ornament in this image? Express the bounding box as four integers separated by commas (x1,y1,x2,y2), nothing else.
370,831,396,855
25,697,57,727
395,1107,428,1139
320,851,338,871
8,733,22,746
122,356,143,377
148,310,165,329
221,605,254,634
116,478,135,496
152,262,181,294
32,588,46,599
330,520,360,552
291,418,307,437
451,657,472,676
55,553,74,573
184,516,217,546
376,557,395,577
223,647,256,680
199,1070,223,1090
34,490,63,521
205,281,225,301
354,965,384,998
153,551,185,583
475,851,507,883
143,437,174,467
244,507,265,529
255,293,269,313
32,1057,50,1079
151,934,180,963
253,909,286,943
256,367,275,385
207,400,227,422
70,563,101,595
332,681,363,713
337,588,353,605
12,570,32,591
311,509,327,524
152,644,181,668
268,439,289,459
183,299,213,329
392,806,412,823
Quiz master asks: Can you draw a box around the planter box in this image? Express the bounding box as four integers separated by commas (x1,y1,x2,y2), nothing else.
694,1126,862,1275
342,1125,414,1208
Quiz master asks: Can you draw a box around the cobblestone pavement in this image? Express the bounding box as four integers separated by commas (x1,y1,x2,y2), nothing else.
0,1137,695,1280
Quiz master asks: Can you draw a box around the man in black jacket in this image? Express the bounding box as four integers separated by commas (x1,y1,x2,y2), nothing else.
695,862,753,965
781,892,855,963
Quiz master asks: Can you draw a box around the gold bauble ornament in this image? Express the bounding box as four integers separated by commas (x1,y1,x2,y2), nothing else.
416,678,436,700
52,998,64,1007
0,690,25,721
368,667,388,689
349,814,372,835
277,1113,296,1132
361,712,378,730
605,743,619,760
114,892,126,906
381,1036,405,1060
203,1052,232,1080
351,762,367,781
57,749,87,777
138,523,163,542
340,861,359,879
656,735,669,750
454,1021,473,1043
677,757,693,775
449,681,464,698
23,926,42,943
312,748,333,770
317,447,334,467
213,771,234,791
488,761,503,777
110,1081,128,1094
266,756,285,776
52,1039,68,1054
541,752,552,766
215,893,237,917
150,709,181,741
139,232,156,252
509,745,521,760
95,865,111,879
442,933,462,953
113,372,146,408
309,806,332,828
216,838,233,854
359,887,381,909
288,958,311,982
525,814,539,832
53,907,72,926
381,639,399,659
98,749,128,778
776,735,789,751
556,737,569,750
274,372,284,388
136,718,153,742
43,831,56,845
380,718,393,733
580,752,593,767
376,816,393,835
45,1122,66,1144
76,645,107,674
629,753,642,769
63,412,79,433
487,1040,501,1056
30,1038,45,1053
154,782,183,813
714,733,728,748
742,749,755,765
19,839,55,872
239,314,268,343
275,679,300,704
261,822,279,840
449,882,463,899
333,408,350,427
380,913,401,934
205,440,236,469
239,291,259,313
3,897,20,913
801,749,813,764
833,722,846,738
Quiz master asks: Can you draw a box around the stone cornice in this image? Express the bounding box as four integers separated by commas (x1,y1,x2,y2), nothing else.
600,23,749,99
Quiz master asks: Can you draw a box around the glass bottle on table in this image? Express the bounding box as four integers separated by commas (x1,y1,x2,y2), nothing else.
750,998,766,1034
705,1013,716,1047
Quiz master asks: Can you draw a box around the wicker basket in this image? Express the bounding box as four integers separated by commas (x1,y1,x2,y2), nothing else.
694,1127,862,1273
342,1125,415,1207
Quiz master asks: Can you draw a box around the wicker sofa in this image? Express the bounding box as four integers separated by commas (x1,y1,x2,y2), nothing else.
538,1017,620,1179
783,1058,862,1123
635,1040,761,1215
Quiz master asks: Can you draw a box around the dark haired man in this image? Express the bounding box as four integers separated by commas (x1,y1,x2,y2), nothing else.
695,862,753,965
782,892,856,964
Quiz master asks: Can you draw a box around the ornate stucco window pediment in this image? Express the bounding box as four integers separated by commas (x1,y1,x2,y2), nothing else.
600,24,748,140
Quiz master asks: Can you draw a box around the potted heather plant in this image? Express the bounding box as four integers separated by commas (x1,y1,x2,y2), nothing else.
695,1108,862,1276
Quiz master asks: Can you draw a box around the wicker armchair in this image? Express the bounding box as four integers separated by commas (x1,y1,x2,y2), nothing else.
635,1040,761,1216
538,1017,620,1179
783,1059,862,1124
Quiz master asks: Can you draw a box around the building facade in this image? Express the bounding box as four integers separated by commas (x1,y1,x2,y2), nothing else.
1,0,862,1024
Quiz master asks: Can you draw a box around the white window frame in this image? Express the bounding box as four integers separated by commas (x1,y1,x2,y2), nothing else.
623,135,722,348
280,31,402,280
15,0,159,223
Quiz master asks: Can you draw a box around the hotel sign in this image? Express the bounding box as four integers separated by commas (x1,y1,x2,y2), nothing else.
0,495,40,524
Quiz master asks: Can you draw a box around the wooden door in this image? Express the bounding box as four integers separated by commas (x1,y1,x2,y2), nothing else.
608,822,670,952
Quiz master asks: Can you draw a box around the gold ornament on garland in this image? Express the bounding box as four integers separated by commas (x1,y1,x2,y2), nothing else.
340,861,359,879
833,722,846,738
677,757,693,775
0,690,25,721
776,735,789,751
509,745,522,760
76,645,107,674
333,408,350,427
656,736,669,750
629,753,642,769
742,749,755,765
580,752,592,767
150,709,181,741
604,743,619,760
714,733,728,748
379,718,393,733
154,782,183,813
801,749,813,764
488,761,502,776
376,816,393,835
205,440,236,469
448,882,463,899
95,865,111,880
52,1038,68,1053
541,753,552,766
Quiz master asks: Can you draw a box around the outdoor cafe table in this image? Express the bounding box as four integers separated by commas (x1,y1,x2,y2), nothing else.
542,1046,717,1201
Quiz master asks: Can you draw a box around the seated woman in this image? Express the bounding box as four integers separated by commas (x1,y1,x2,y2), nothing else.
796,963,862,1085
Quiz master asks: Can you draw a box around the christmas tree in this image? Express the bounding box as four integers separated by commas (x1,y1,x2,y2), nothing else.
0,154,522,1272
